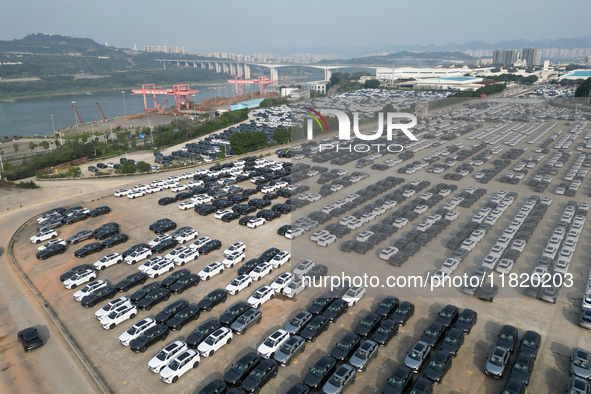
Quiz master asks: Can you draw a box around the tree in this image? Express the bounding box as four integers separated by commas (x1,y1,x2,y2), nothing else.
230,131,268,155
55,139,61,147
29,141,36,153
329,72,346,86
119,161,136,174
575,77,591,98
136,161,151,173
363,79,381,89
40,141,50,150
218,144,226,160
272,128,290,145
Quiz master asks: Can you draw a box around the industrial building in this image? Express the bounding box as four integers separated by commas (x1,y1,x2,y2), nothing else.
375,67,467,82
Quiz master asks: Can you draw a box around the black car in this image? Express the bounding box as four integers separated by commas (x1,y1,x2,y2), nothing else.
220,302,251,326
423,350,452,384
60,264,95,282
300,315,330,342
89,206,111,217
304,355,338,391
518,330,541,359
509,353,535,385
241,359,278,393
36,243,66,259
196,205,217,216
121,243,151,258
158,197,177,206
101,233,129,248
435,304,459,329
129,282,162,304
235,204,257,215
155,300,189,324
81,286,117,308
17,327,44,352
453,309,477,333
409,377,433,394
308,297,335,315
322,298,349,322
238,259,262,275
138,288,171,310
239,215,256,226
340,240,359,253
74,242,105,258
115,272,147,292
277,225,292,236
390,301,415,326
64,212,88,225
355,312,382,338
67,230,94,245
383,365,414,394
152,238,179,254
198,288,227,312
130,324,169,353
170,274,200,294
93,222,119,238
308,264,328,278
440,328,465,357
497,325,519,353
259,247,280,262
175,192,193,201
187,320,223,348
224,352,262,387
419,322,447,348
221,212,241,223
374,296,400,319
149,218,174,231
502,378,527,394
162,269,191,288
331,333,361,362
371,319,399,346
198,240,222,255
167,305,201,330
258,210,281,221
154,221,177,235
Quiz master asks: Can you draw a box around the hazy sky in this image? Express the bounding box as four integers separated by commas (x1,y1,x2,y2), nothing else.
1,0,590,54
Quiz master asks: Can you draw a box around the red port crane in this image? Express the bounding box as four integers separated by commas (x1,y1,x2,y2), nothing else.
96,102,108,120
131,84,200,113
71,102,85,125
227,75,274,96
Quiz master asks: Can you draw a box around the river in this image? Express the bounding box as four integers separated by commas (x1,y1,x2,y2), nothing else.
0,83,253,138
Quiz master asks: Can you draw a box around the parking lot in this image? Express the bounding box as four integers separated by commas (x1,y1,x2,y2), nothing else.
11,93,591,394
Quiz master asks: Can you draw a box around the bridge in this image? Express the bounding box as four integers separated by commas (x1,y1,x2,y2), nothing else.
155,58,382,82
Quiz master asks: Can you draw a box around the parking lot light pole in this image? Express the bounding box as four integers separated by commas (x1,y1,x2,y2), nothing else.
121,91,127,117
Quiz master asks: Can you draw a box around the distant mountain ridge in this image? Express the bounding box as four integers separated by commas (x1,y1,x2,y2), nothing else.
0,33,125,56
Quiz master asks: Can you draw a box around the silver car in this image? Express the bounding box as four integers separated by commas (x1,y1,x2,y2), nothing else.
322,364,356,394
484,346,510,379
572,348,591,379
348,340,379,372
404,341,432,372
273,335,305,366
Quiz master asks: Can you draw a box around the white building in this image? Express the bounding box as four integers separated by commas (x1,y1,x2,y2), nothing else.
375,67,467,82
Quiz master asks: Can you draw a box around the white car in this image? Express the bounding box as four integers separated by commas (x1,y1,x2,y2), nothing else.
215,209,233,220
30,229,58,244
198,262,224,281
93,253,123,270
257,329,291,359
94,296,131,320
511,239,526,253
292,260,315,276
226,275,253,295
310,230,330,242
223,242,246,257
189,237,211,250
379,246,399,261
270,251,291,269
148,341,188,374
342,286,366,306
317,234,337,247
145,259,175,278
114,189,131,197
37,238,67,251
179,201,197,211
393,218,409,229
127,190,146,199
165,246,189,261
146,185,163,194
149,234,173,248
100,303,138,330
496,259,514,274
172,248,200,266
125,248,153,265
481,254,500,270
270,272,293,293
170,184,188,192
285,227,305,239
197,327,233,357
460,239,477,252
582,293,591,311
247,286,275,308
138,256,167,273
73,280,108,301
63,269,97,289
119,318,157,346
159,349,200,383
356,231,374,242
346,219,364,230
249,262,273,281
247,218,266,228
440,258,460,274
222,251,246,268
